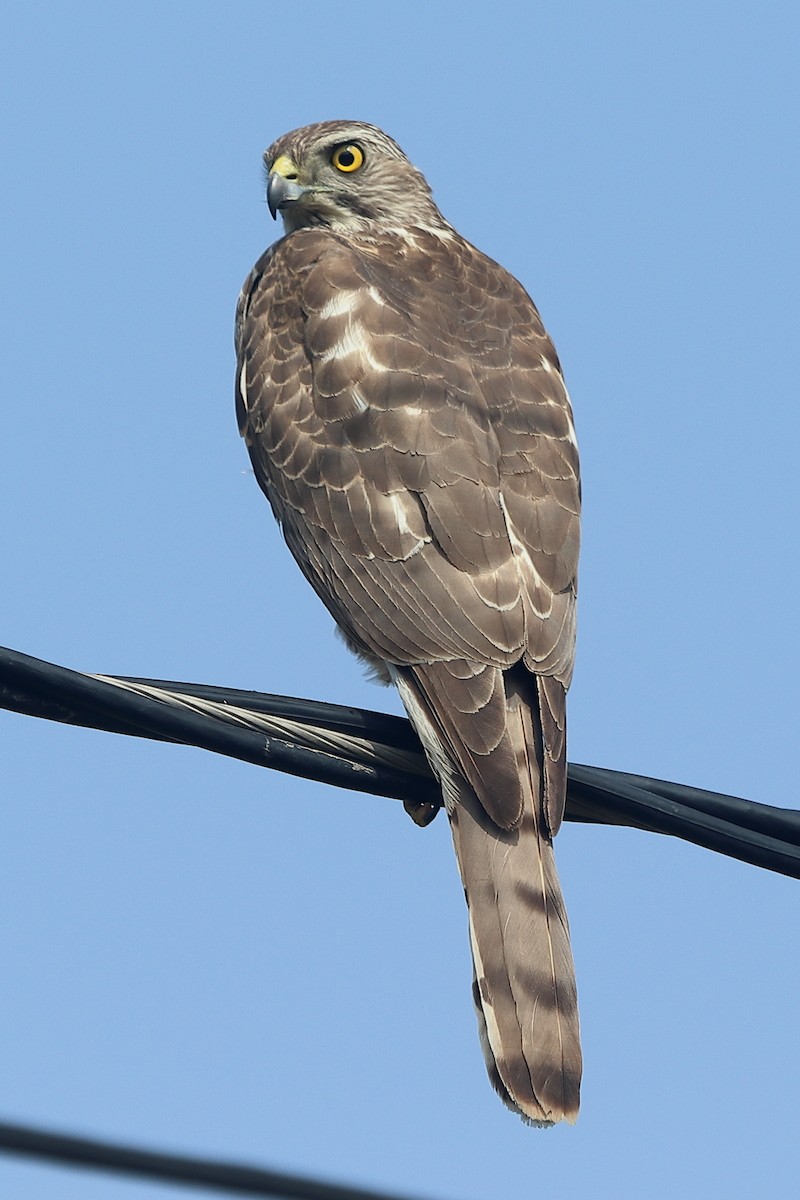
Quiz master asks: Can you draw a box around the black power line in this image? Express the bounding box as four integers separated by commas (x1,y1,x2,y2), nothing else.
1,645,799,877
2,646,798,1196
0,1120,433,1200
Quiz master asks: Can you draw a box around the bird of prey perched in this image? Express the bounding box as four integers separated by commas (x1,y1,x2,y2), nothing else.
235,121,582,1125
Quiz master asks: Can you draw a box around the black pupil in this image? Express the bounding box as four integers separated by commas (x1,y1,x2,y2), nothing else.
338,148,355,167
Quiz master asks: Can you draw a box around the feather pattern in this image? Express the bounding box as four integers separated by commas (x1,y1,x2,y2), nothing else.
236,121,582,1123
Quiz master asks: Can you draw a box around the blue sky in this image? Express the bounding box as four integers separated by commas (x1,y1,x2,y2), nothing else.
1,2,798,1197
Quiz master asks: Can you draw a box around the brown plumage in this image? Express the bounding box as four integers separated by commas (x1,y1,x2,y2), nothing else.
235,121,582,1124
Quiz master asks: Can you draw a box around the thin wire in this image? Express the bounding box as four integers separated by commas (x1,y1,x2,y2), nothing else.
92,673,430,777
1,645,798,877
0,1120,432,1200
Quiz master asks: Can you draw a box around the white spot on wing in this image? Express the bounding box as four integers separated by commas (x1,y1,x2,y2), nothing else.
350,386,369,413
317,291,361,320
384,493,428,556
318,285,385,322
498,491,551,620
562,397,578,449
540,356,578,449
318,321,383,370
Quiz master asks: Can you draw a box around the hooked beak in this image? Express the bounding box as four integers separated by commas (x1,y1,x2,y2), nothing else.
267,155,308,219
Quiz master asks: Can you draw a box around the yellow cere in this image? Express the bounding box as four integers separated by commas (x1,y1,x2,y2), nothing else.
331,144,364,173
270,155,298,178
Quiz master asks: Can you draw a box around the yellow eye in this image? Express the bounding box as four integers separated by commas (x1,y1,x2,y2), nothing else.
331,144,364,173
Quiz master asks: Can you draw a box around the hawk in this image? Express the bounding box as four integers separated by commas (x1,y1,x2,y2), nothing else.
235,121,582,1125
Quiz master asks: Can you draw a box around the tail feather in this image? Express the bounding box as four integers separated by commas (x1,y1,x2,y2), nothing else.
393,662,581,1125
448,763,581,1124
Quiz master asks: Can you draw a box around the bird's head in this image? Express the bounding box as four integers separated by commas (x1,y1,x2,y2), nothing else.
263,120,444,235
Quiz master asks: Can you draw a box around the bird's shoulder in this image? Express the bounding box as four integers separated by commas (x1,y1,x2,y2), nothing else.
237,225,578,510
240,225,545,335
